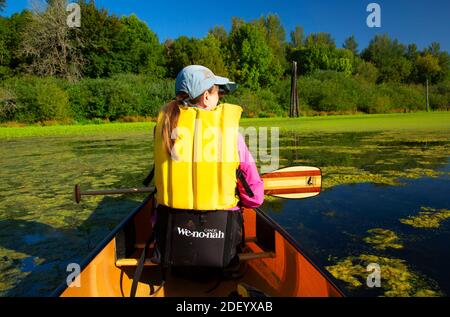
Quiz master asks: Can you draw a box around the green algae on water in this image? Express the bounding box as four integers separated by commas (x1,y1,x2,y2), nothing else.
326,254,441,297
326,257,366,287
363,228,403,250
321,166,399,189
0,248,30,296
400,207,450,229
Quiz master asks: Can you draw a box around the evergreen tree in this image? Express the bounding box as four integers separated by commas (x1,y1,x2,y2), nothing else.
343,35,358,55
290,26,304,49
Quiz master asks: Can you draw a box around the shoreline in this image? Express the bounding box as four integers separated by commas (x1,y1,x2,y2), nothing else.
1,111,450,139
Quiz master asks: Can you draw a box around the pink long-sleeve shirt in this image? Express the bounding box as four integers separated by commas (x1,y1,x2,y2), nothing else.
228,133,265,210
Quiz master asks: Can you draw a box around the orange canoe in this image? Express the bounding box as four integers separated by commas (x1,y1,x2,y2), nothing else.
53,194,344,297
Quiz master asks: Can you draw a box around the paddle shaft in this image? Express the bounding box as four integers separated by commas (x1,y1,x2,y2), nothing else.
74,166,322,203
74,183,317,203
74,184,154,203
75,185,284,203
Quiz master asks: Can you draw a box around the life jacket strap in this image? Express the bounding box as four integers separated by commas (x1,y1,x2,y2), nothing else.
236,169,254,198
130,230,155,297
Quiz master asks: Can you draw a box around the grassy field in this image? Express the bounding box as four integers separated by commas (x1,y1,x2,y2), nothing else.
1,111,449,139
241,111,450,132
0,122,153,139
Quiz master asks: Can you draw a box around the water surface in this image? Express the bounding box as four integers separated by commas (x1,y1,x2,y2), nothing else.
0,129,449,296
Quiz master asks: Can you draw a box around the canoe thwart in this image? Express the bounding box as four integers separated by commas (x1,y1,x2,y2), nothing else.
238,252,275,261
115,250,274,267
115,258,159,267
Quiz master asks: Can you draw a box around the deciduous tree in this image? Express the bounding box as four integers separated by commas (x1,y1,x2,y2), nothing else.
228,21,273,88
361,34,412,83
21,0,84,80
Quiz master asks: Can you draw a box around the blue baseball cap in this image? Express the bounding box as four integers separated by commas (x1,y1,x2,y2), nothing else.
175,65,237,99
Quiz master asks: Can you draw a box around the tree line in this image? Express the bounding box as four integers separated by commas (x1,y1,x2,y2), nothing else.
0,0,449,123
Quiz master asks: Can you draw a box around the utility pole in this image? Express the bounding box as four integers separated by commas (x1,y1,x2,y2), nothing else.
290,61,300,117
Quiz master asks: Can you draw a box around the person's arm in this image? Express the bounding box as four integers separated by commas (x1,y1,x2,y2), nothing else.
236,133,264,208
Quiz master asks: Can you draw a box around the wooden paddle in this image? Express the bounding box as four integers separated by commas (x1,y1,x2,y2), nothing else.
261,166,321,199
74,166,321,203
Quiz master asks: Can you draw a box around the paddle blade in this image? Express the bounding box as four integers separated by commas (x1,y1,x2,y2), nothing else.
262,166,322,199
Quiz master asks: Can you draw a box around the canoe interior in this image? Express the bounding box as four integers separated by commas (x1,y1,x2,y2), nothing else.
59,195,343,297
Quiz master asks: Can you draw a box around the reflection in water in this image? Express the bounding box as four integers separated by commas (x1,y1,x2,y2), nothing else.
0,129,449,296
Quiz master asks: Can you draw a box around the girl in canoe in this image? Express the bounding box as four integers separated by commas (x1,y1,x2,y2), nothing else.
152,65,264,272
59,66,342,296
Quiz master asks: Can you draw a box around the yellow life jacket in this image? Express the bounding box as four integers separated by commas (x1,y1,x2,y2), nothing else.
154,103,243,210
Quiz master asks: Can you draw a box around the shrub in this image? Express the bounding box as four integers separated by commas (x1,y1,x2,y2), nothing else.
1,72,447,124
298,71,359,113
0,85,16,122
377,83,425,112
143,78,175,117
354,59,379,83
67,78,108,120
430,80,450,110
35,79,71,121
1,76,70,123
67,75,175,120
222,87,284,118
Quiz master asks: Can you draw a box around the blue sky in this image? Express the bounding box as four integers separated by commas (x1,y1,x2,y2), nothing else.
3,0,450,52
